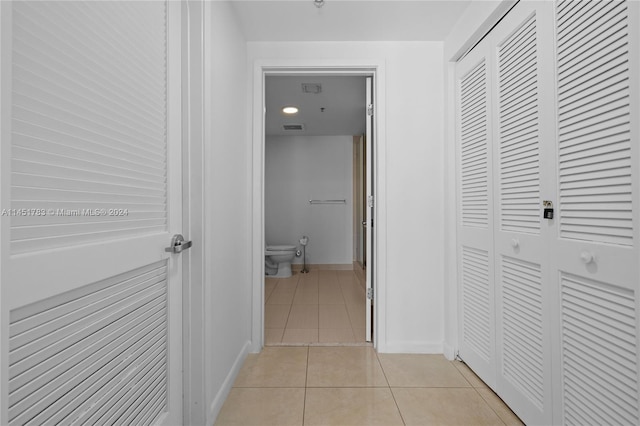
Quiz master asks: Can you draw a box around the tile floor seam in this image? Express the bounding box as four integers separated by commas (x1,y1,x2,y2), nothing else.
388,387,408,426
231,386,304,389
302,346,309,426
471,386,509,426
282,276,300,330
453,360,477,388
389,385,483,389
376,351,407,426
305,385,391,388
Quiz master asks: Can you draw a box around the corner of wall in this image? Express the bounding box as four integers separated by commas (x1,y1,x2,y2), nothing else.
207,340,252,425
443,60,459,365
443,342,457,361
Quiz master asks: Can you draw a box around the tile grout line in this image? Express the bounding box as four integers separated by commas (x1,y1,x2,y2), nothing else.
339,273,355,340
453,361,513,425
374,351,407,426
339,271,360,343
470,385,508,426
264,278,275,305
282,274,301,341
316,272,320,343
302,345,309,426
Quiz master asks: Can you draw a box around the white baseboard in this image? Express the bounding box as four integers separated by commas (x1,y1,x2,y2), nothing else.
381,341,444,354
292,263,354,271
443,342,456,360
207,340,251,425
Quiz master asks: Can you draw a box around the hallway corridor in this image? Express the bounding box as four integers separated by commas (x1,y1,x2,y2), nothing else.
214,346,523,425
265,269,367,345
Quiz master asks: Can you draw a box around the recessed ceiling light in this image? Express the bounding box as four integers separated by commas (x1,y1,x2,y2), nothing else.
282,106,299,115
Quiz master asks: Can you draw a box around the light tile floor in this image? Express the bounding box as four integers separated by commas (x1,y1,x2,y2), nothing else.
215,346,524,426
265,270,367,345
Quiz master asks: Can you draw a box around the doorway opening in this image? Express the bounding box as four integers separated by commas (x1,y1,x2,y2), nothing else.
252,66,381,350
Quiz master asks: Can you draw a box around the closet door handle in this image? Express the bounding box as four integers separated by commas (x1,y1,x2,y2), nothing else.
580,251,595,264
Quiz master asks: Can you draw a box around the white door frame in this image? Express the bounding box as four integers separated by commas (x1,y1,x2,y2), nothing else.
181,1,206,425
250,60,388,352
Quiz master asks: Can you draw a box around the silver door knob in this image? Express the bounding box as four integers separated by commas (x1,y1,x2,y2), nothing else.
165,234,192,253
362,221,367,227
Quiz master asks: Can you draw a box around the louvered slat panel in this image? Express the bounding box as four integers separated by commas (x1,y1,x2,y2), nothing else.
501,256,544,410
10,1,168,254
8,261,168,426
498,15,540,234
76,350,165,425
557,0,633,246
560,273,639,425
462,247,491,360
460,61,489,228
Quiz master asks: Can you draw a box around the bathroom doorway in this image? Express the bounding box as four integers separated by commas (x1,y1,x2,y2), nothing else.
258,70,377,346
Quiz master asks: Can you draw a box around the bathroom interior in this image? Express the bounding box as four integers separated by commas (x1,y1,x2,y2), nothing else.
264,74,370,345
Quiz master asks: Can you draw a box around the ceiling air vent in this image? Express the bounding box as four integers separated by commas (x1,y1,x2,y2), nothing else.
301,83,322,94
283,124,305,131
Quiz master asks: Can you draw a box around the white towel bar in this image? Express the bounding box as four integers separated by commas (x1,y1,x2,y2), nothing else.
309,199,346,204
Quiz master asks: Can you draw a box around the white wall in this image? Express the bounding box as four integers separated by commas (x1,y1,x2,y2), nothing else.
265,135,353,265
249,41,446,353
205,2,252,423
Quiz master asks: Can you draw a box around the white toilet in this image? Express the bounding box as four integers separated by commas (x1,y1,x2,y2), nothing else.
265,244,297,278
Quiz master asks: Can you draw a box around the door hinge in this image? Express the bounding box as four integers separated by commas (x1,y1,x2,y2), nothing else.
367,287,374,300
367,104,374,116
367,195,374,208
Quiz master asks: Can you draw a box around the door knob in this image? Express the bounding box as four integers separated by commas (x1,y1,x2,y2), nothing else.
362,221,367,227
165,234,192,253
580,251,595,264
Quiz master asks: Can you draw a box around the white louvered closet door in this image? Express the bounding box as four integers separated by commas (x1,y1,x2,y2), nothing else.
490,3,554,424
551,1,640,424
0,2,183,425
455,38,497,389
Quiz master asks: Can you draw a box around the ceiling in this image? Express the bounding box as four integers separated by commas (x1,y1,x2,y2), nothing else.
230,0,471,42
245,0,473,137
266,75,366,136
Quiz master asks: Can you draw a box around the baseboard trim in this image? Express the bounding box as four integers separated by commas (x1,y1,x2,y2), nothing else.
382,341,444,354
207,340,251,425
292,263,354,271
443,342,456,360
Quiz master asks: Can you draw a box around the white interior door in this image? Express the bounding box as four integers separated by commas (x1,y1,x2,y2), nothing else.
551,1,640,424
365,76,374,342
491,3,554,424
0,1,183,424
455,38,497,389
